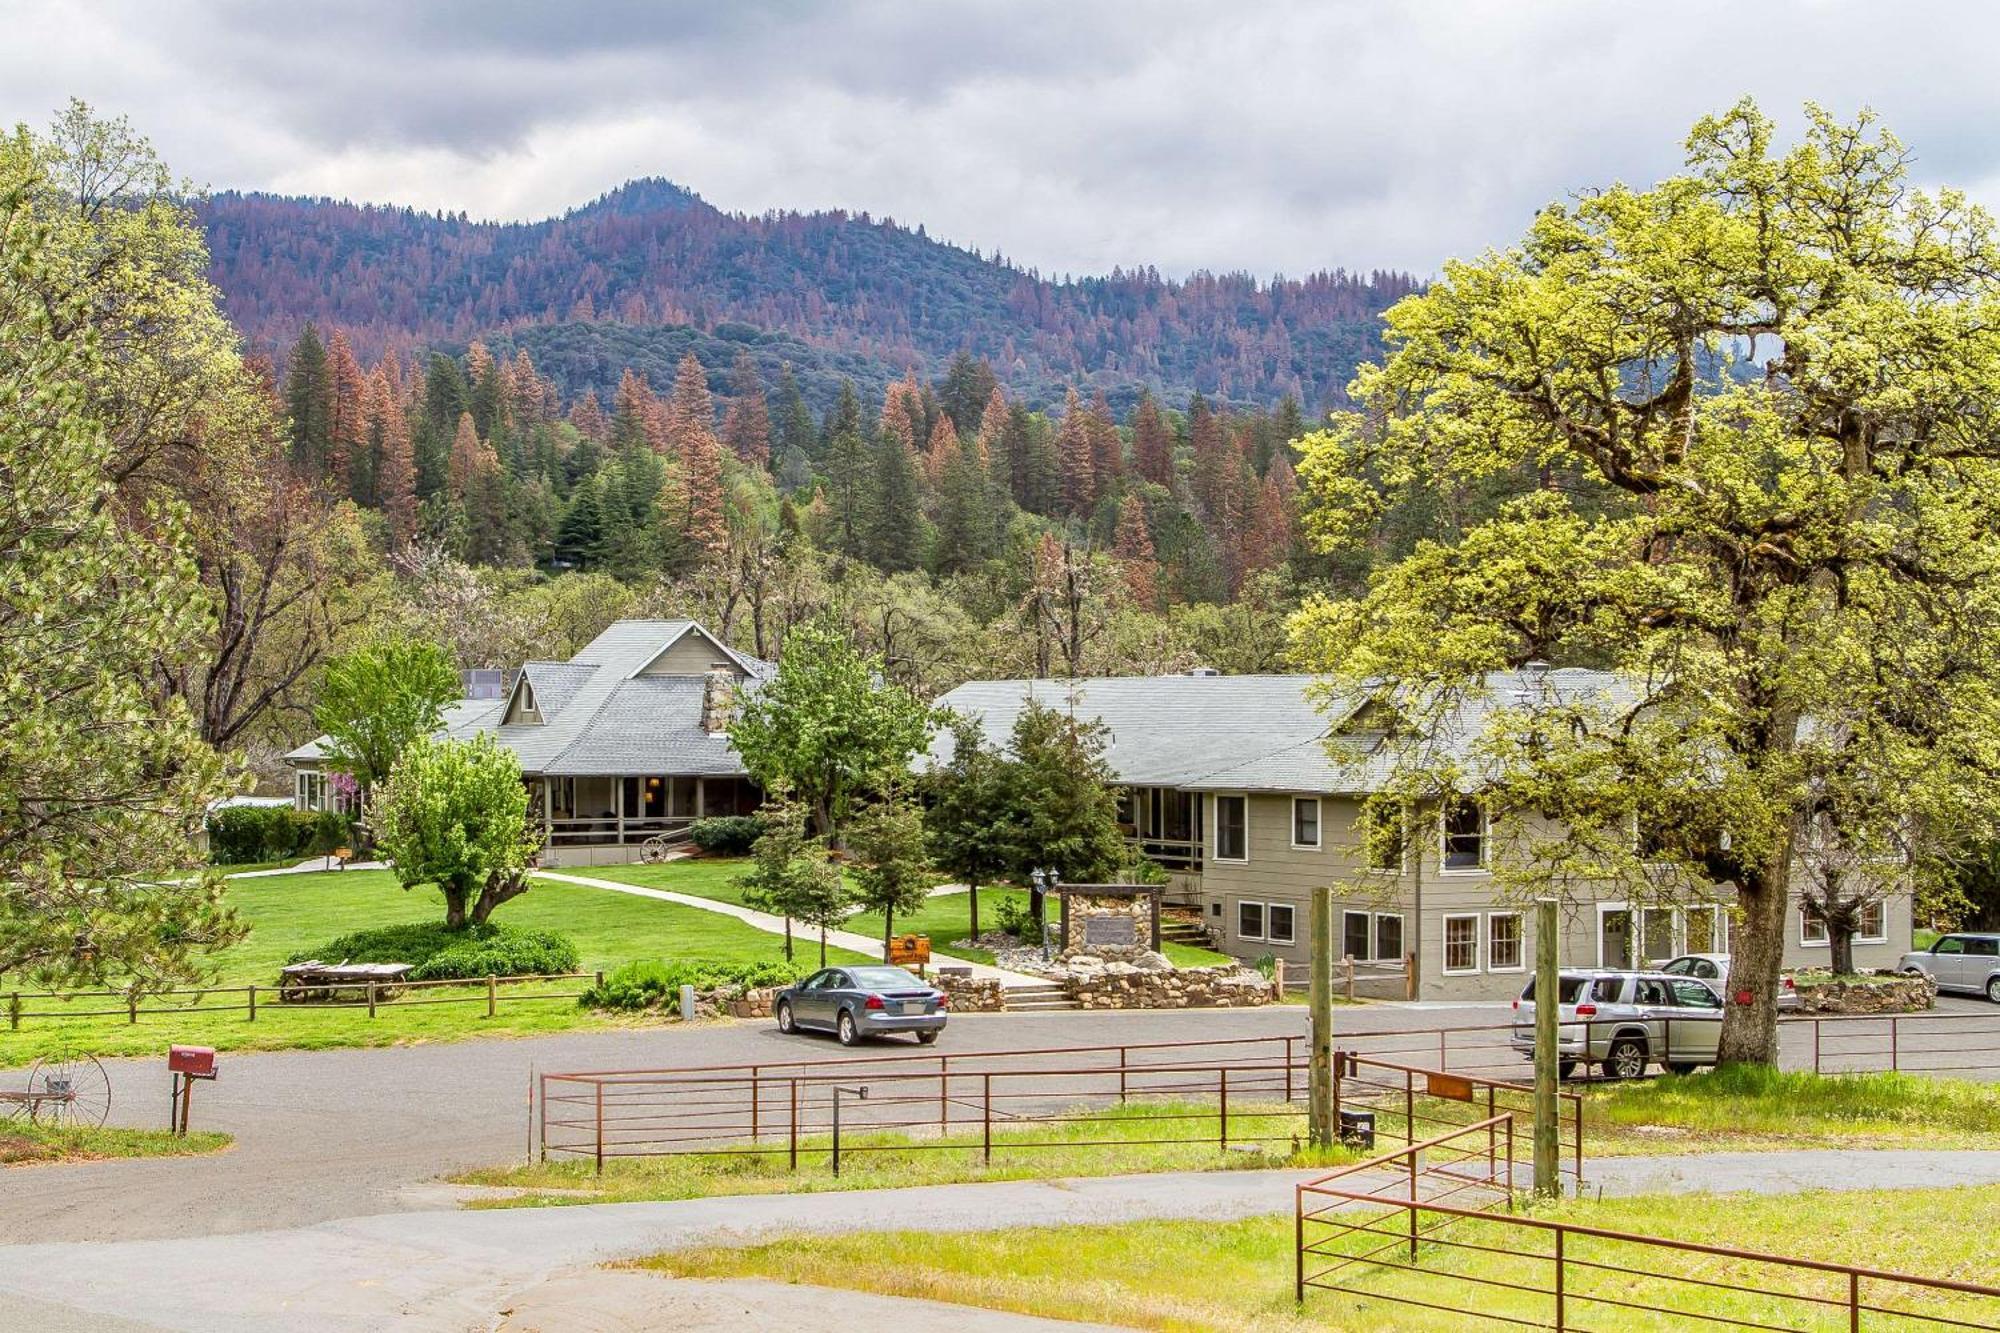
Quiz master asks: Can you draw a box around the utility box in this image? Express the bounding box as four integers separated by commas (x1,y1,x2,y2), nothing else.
1338,1108,1375,1150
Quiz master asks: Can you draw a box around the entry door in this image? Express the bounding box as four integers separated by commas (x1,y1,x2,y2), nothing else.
1600,909,1633,969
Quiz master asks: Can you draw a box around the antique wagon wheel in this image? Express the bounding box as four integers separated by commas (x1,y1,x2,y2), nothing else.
24,1051,112,1128
640,833,668,865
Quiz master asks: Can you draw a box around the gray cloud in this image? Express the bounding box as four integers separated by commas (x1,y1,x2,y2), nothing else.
7,0,2000,277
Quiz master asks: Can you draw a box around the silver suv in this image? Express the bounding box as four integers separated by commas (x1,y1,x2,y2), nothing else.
1898,934,2000,1002
1510,969,1726,1080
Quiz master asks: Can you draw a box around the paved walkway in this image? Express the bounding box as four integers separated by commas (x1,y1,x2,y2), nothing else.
533,869,1048,987
6,1151,2000,1331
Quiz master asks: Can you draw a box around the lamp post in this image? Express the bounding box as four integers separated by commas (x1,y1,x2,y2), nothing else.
831,1084,868,1177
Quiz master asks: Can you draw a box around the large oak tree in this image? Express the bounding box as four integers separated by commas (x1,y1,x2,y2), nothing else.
1291,102,2000,1064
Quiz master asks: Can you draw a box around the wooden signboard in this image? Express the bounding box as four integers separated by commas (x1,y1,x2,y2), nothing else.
1425,1071,1476,1103
889,934,931,966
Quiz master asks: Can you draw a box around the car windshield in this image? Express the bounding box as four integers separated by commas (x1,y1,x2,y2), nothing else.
1520,977,1590,1004
848,966,925,989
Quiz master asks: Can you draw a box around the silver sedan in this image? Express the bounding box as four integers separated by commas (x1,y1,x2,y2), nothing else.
774,965,949,1046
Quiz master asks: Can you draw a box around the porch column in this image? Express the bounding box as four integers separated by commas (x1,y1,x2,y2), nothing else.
616,776,627,845
540,777,552,843
695,777,706,819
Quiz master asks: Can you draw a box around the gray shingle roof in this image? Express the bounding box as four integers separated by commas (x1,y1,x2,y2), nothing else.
932,668,1635,795
285,619,770,777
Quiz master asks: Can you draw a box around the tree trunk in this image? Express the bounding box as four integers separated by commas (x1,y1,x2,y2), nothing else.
468,870,531,926
1717,856,1791,1066
443,887,469,928
968,882,980,939
882,908,894,964
782,915,793,962
819,927,827,968
1831,924,1855,976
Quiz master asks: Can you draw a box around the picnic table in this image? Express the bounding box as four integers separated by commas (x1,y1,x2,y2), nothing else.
277,960,414,1003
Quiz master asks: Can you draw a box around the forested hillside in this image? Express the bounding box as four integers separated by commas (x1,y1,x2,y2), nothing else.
201,179,1418,413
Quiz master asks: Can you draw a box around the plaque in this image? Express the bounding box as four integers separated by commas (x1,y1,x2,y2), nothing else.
1082,914,1139,948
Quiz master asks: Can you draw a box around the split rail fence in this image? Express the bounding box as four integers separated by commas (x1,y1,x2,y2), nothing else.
4,972,601,1030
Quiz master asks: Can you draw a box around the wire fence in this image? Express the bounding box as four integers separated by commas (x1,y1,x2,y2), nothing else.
3,972,602,1029
1296,1121,2000,1329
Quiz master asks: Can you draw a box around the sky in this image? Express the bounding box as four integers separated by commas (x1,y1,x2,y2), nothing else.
7,0,2000,280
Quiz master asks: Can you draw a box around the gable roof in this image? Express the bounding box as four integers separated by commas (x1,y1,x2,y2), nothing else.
285,618,772,776
931,668,1635,796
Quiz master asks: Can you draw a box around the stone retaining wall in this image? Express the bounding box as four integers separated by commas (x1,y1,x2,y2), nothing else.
1070,963,1275,1010
1791,970,1935,1015
935,971,1008,1013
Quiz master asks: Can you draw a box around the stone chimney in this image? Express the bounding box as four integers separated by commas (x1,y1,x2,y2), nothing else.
701,664,736,734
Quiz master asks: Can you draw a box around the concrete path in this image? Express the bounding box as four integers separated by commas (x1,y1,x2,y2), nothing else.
7,1151,2000,1331
533,868,1048,987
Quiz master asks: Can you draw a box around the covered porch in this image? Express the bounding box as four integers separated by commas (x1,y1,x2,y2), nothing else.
1117,784,1204,872
530,773,761,863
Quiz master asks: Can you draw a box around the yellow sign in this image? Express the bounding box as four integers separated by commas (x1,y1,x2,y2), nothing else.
889,934,931,965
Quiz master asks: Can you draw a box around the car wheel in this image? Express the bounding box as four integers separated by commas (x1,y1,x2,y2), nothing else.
836,1009,860,1046
1988,976,2000,1005
1665,1061,1699,1076
775,1001,795,1034
1603,1037,1648,1081
1557,1060,1579,1081
916,1029,940,1045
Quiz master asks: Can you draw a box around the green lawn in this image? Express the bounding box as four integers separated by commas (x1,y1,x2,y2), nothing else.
1,1122,231,1165
565,858,760,906
643,1185,2000,1332
1586,1064,2000,1153
0,865,869,1066
458,1098,1350,1207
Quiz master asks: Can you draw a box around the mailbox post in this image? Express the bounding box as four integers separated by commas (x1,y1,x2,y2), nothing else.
167,1045,217,1135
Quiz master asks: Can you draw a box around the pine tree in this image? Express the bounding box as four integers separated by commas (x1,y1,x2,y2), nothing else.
921,414,958,490
1112,494,1159,610
824,427,870,556
325,330,367,502
774,361,816,462
366,363,417,548
722,349,771,465
1132,390,1174,488
447,411,496,501
555,477,608,568
933,425,998,574
611,367,657,453
415,353,469,499
974,384,1008,473
666,352,715,458
822,379,862,459
466,340,503,439
1017,405,1061,515
1188,392,1236,528
1239,468,1294,580
505,348,547,425
866,423,925,572
1087,390,1123,496
682,426,728,558
937,351,999,436
569,387,608,441
1056,388,1096,516
283,324,333,475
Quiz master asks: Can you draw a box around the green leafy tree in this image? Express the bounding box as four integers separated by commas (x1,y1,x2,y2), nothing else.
923,715,1021,938
847,793,936,961
374,734,541,927
728,616,933,845
738,794,850,964
0,163,243,990
1290,101,2000,1064
1006,696,1126,884
313,636,462,794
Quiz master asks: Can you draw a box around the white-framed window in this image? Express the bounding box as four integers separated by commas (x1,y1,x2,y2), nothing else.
1685,905,1728,954
1237,900,1266,942
1266,902,1297,946
1801,901,1888,947
1487,912,1524,972
1443,914,1481,974
296,769,327,812
1291,797,1321,850
1359,803,1406,871
1375,912,1405,964
1214,794,1248,862
1440,798,1486,872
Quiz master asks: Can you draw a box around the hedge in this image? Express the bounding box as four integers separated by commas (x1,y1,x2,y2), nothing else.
208,806,351,865
288,921,580,980
689,815,764,855
581,958,810,1009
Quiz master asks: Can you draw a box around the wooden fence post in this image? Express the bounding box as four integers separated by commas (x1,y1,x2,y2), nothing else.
1404,951,1417,1001
1343,955,1355,1002
128,994,138,1024
8,992,18,1031
247,984,257,1023
487,975,498,1019
367,980,377,1018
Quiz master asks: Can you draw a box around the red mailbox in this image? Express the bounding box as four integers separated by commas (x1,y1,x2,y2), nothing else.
168,1045,216,1078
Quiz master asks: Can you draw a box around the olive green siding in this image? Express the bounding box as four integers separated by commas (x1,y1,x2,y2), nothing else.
1196,792,1914,1002
638,629,744,677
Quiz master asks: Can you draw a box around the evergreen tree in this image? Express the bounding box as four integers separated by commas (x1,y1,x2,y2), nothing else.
847,793,935,962
1006,696,1126,883
283,323,332,474
722,349,771,465
554,475,608,569
447,410,495,501
569,387,608,441
1017,406,1061,515
325,330,366,499
1087,390,1123,496
823,426,870,557
1056,387,1096,516
933,424,999,574
414,353,469,499
1112,494,1159,610
1131,390,1174,488
366,362,417,546
866,423,925,572
682,420,728,558
738,794,850,964
774,361,816,462
936,351,999,437
923,715,1020,939
611,367,657,453
666,351,715,457
821,378,862,459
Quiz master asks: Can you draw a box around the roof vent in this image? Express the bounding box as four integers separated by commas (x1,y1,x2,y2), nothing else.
1185,667,1221,677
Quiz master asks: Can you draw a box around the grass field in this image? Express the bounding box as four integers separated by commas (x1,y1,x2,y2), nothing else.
0,1122,231,1166
0,865,870,1066
1586,1064,2000,1152
457,1098,1351,1207
642,1185,2000,1331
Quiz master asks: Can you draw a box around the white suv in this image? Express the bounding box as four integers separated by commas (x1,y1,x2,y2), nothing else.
1899,934,2000,1002
1511,969,1727,1080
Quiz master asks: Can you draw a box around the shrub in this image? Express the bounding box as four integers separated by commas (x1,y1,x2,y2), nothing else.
689,815,765,856
996,894,1038,942
207,805,348,865
287,921,579,980
581,958,811,1009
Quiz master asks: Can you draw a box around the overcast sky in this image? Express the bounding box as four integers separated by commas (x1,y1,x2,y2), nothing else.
8,1,2000,279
